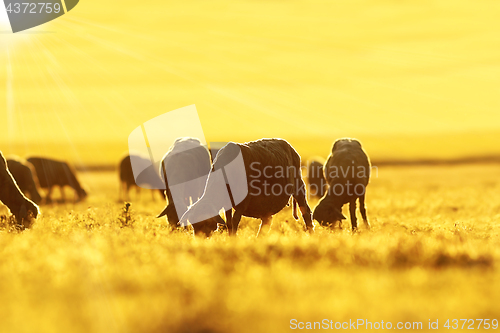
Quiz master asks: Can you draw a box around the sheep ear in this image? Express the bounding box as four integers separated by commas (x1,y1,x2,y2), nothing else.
157,206,168,218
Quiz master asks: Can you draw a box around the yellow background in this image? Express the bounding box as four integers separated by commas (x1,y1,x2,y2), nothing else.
1,0,500,165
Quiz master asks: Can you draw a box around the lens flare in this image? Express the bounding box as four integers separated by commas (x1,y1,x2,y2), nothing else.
0,5,10,28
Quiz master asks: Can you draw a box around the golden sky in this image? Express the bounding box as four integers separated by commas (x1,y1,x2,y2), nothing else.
1,0,500,165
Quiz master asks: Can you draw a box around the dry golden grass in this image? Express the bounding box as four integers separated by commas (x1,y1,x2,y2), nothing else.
0,164,499,332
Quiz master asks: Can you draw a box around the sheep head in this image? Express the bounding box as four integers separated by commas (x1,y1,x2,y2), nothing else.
312,197,345,227
178,200,225,237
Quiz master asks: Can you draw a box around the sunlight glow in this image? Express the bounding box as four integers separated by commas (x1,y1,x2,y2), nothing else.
0,5,9,27
1,1,500,165
6,49,14,141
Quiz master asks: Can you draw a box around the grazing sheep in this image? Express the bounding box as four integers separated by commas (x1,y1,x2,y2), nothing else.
307,159,327,198
118,154,164,201
176,138,314,237
6,157,42,204
157,138,212,228
0,152,39,226
27,157,87,203
313,138,371,231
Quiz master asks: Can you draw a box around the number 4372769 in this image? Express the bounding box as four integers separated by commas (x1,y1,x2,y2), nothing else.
6,2,62,14
444,319,498,329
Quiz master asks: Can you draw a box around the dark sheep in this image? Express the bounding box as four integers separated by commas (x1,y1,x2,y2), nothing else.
313,138,371,231
177,138,314,237
157,138,212,228
6,157,42,204
0,152,39,226
307,159,327,198
118,154,164,201
27,157,87,203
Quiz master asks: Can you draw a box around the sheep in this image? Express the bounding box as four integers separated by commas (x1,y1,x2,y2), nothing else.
176,138,314,237
307,159,327,198
27,157,87,203
0,152,39,226
313,138,371,231
118,154,164,201
157,138,212,228
6,157,42,204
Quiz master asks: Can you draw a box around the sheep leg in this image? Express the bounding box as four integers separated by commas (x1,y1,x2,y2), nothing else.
120,182,127,201
118,181,123,201
60,186,66,203
225,209,233,235
294,192,314,232
257,215,272,237
359,194,370,229
127,184,132,201
299,205,313,232
228,210,242,236
45,186,53,204
293,179,314,232
349,199,358,231
135,186,141,201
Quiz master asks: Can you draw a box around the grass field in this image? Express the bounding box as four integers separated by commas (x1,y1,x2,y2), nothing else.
1,163,499,333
